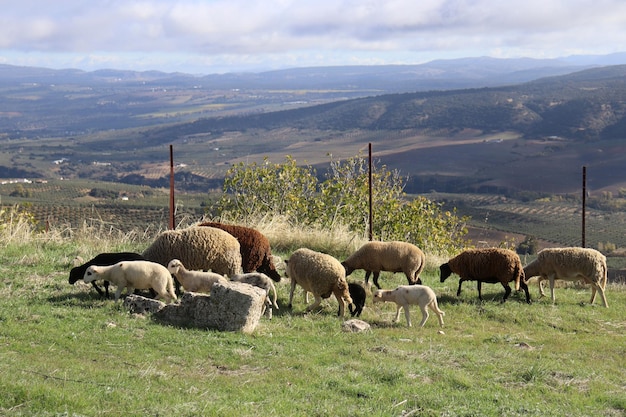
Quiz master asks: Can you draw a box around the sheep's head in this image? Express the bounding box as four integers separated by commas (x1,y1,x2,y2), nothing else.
439,263,453,282
83,265,100,283
372,290,384,303
167,259,182,275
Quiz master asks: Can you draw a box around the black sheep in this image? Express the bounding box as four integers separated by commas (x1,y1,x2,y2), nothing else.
340,282,367,317
69,252,145,298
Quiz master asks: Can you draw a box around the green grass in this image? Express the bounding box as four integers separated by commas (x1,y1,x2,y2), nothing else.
0,231,624,417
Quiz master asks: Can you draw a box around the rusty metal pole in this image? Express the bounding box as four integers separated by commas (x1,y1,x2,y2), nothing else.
169,144,175,230
582,165,586,248
368,142,373,241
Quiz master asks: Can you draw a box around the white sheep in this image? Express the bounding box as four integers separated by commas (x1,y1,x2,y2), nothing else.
285,248,353,317
373,284,445,327
166,259,227,293
83,260,177,303
523,247,608,307
142,227,243,280
230,272,279,318
440,248,530,303
342,241,426,289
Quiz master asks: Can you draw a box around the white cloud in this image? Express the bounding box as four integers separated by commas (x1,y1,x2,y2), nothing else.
0,0,625,73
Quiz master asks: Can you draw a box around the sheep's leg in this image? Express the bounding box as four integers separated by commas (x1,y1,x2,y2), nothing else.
548,274,557,304
501,282,511,303
456,279,465,296
476,280,483,301
403,304,413,327
335,293,346,317
430,302,445,327
418,304,429,327
520,280,532,304
590,283,609,308
538,277,547,298
305,295,322,312
393,304,403,324
114,286,124,302
372,271,382,289
288,279,297,308
364,271,372,287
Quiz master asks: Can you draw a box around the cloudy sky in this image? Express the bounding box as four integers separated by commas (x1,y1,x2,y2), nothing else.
1,0,625,74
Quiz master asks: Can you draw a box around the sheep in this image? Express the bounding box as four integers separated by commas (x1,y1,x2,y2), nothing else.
83,260,177,303
523,247,608,307
199,221,281,282
440,248,530,303
342,241,425,289
230,272,279,318
68,252,146,298
344,282,367,317
166,259,227,293
285,248,353,317
373,285,445,327
142,227,242,292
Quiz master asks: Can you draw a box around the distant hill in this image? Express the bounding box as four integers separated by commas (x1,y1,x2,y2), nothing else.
2,58,626,196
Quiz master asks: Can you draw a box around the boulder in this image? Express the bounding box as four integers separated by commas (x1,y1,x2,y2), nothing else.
341,319,371,333
153,281,266,333
123,294,166,315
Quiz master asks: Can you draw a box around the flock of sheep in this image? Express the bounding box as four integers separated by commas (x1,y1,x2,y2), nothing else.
69,222,610,330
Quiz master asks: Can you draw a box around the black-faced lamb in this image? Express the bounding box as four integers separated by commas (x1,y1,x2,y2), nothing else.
344,282,367,317
199,221,282,282
166,259,227,293
342,241,425,289
440,248,530,303
523,247,608,307
373,284,445,327
285,248,353,317
230,272,279,318
68,252,146,298
142,227,242,293
83,260,177,303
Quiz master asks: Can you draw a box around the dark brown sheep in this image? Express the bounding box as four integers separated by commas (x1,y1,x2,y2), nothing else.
199,221,281,282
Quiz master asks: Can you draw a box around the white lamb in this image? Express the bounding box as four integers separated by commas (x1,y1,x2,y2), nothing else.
523,247,608,307
373,285,445,327
166,259,227,294
83,260,177,303
230,272,279,318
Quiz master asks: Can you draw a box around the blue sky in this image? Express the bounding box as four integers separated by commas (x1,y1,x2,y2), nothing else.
1,0,625,74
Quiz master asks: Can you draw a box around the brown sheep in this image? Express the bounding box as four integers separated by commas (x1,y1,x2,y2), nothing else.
199,221,281,282
440,248,530,303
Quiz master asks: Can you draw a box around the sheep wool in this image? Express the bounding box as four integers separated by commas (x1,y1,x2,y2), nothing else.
199,222,282,282
440,248,530,303
524,247,608,307
167,259,227,294
286,248,353,317
83,260,177,303
342,241,425,289
142,227,243,276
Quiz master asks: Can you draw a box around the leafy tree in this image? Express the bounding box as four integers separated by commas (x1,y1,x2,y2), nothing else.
213,154,469,255
517,235,539,255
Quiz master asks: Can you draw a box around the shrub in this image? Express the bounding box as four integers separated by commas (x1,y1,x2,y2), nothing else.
213,154,468,256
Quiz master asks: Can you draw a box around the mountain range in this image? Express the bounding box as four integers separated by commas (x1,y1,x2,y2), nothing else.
2,53,626,196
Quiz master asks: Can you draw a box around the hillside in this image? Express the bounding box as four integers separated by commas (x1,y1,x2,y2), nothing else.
2,62,626,196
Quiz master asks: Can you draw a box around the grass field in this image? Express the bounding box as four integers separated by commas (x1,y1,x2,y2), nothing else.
0,219,624,417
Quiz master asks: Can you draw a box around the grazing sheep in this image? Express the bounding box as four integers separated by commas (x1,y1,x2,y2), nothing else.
373,285,445,327
142,227,242,292
230,272,279,318
68,252,145,298
342,241,425,289
285,248,353,317
83,260,177,303
523,247,608,307
440,248,530,303
166,259,227,293
344,282,367,317
199,222,281,282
